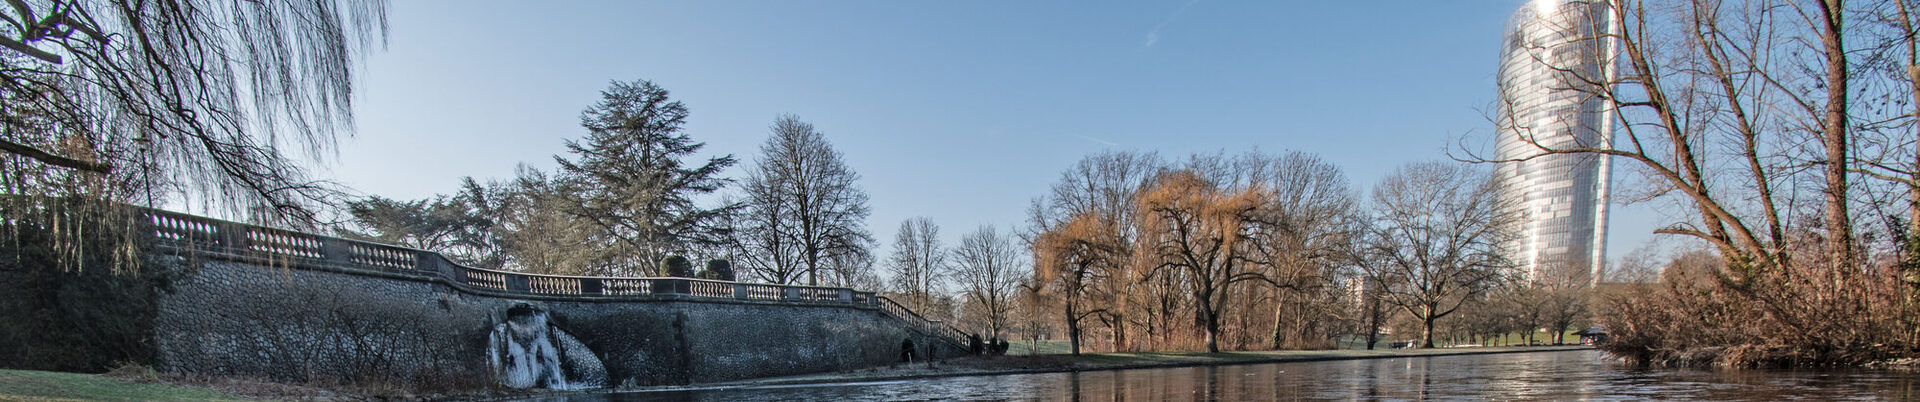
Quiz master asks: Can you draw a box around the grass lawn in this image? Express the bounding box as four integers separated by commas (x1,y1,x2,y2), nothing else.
0,369,244,401
1007,339,1074,355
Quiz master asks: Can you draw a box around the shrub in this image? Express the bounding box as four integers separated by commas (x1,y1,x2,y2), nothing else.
700,259,734,281
1595,248,1913,368
661,256,694,278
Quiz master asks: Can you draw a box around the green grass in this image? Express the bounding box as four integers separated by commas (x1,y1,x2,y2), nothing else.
1472,330,1582,347
1007,339,1074,355
0,369,244,401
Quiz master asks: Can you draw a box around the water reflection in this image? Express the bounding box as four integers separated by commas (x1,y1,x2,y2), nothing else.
573,350,1920,401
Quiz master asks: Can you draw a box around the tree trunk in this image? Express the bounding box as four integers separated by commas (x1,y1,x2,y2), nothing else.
1421,315,1436,349
1365,295,1383,350
1271,304,1287,350
1908,65,1920,248
1201,300,1221,353
1818,0,1854,272
1029,330,1041,354
1066,300,1082,355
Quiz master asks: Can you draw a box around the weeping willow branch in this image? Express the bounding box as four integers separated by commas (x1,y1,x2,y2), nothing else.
0,0,387,224
0,137,104,173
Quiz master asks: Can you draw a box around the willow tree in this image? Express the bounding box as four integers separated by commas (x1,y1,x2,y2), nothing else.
1134,169,1270,353
0,0,386,373
1032,212,1123,355
1027,151,1159,351
0,0,386,272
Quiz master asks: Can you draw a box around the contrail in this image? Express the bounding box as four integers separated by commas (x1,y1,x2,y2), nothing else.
1144,0,1201,48
1075,135,1120,147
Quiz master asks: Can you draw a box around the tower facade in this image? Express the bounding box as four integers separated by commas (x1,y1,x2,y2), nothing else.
1493,0,1614,284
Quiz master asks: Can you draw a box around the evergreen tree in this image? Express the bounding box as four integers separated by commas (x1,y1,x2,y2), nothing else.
552,80,738,274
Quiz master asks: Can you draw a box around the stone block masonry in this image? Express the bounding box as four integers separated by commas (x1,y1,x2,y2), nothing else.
2,207,968,389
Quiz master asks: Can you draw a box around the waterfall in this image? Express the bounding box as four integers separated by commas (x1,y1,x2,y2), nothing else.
488,304,605,390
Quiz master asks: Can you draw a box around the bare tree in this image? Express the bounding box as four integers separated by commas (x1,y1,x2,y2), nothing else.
1358,162,1520,348
821,245,884,290
1021,150,1360,352
1603,242,1666,284
738,115,872,285
953,225,1024,339
735,187,804,283
1530,257,1594,345
1465,0,1920,364
1355,276,1395,349
1465,0,1901,278
1026,151,1160,351
888,217,947,314
1231,151,1359,349
467,168,615,275
1011,280,1057,354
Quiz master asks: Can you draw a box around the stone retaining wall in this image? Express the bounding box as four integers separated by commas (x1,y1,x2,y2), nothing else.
150,259,965,388
1,207,968,389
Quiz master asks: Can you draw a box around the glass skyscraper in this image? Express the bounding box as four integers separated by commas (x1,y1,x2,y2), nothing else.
1493,0,1613,283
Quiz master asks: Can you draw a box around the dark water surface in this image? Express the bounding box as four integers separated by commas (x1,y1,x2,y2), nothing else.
554,349,1920,401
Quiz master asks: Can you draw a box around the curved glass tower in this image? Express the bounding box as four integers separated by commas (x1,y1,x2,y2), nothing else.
1493,0,1613,284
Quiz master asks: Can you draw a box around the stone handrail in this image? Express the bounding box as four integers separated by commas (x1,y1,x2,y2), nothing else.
140,207,971,349
876,296,971,347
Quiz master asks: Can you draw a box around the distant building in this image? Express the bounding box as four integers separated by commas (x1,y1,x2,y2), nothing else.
1575,325,1608,346
1345,276,1371,309
1493,0,1615,283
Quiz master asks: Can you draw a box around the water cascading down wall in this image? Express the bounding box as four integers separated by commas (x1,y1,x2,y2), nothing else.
0,208,968,389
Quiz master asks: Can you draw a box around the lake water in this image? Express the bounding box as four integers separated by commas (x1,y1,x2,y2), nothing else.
556,349,1920,401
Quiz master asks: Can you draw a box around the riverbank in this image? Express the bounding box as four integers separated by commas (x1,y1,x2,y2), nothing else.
0,369,245,401
699,345,1594,388
0,366,504,401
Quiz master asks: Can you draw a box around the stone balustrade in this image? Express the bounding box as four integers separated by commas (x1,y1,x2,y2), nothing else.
140,207,970,349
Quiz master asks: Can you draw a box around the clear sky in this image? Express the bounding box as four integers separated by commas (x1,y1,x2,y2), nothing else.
331,1,1671,266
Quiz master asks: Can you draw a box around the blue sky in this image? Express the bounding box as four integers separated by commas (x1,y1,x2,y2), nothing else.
331,1,1669,266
